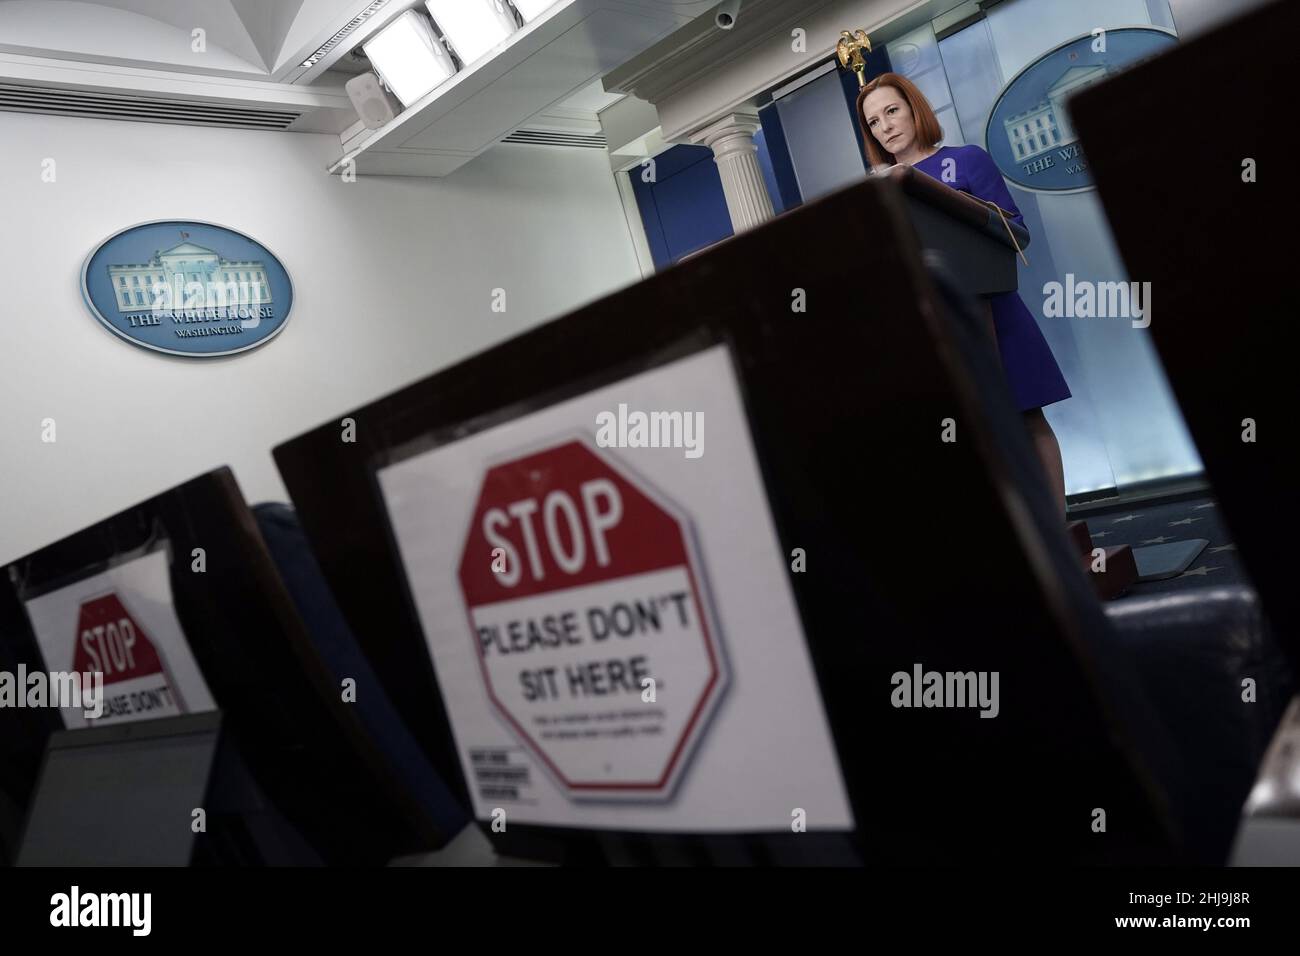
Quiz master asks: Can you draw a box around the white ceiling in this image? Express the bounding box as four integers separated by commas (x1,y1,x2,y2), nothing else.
0,0,361,80
0,0,716,168
562,78,625,114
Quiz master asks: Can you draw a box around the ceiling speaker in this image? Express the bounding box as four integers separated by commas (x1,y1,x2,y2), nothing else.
346,71,400,130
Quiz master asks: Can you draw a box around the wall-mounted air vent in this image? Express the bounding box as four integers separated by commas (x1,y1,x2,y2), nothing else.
501,128,607,149
0,84,301,130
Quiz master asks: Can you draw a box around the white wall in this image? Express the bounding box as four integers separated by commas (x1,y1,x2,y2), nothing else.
0,110,642,564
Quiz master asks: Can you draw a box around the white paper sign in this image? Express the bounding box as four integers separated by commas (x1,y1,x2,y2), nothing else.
24,549,216,728
378,345,854,832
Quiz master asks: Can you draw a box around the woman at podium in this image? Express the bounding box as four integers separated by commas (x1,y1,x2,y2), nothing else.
857,73,1071,514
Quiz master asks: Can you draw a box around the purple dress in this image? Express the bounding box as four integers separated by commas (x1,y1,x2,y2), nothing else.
913,144,1071,411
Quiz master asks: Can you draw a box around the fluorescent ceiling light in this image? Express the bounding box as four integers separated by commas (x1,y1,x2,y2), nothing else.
425,0,517,66
511,0,558,21
362,10,456,108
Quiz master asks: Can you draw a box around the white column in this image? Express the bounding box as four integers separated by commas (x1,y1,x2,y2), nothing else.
690,112,775,234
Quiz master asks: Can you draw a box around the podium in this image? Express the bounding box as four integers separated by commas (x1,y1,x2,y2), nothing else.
876,164,1029,297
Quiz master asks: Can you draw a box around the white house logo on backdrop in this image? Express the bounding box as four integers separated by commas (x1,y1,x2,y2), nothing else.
985,28,1177,193
107,239,272,316
82,220,293,358
999,64,1109,165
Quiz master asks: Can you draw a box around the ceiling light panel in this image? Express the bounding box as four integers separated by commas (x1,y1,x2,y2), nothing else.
362,10,456,107
425,0,518,66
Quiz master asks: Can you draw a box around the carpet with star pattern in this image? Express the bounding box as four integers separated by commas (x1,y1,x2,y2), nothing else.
1074,494,1247,596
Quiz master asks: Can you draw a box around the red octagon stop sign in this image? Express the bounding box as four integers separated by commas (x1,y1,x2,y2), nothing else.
72,592,184,723
458,438,727,799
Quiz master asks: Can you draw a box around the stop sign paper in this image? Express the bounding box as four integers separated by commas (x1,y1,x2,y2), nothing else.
23,549,216,728
72,593,184,723
378,345,854,832
458,438,727,798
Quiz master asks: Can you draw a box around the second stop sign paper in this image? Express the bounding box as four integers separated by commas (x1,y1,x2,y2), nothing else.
23,548,216,728
378,345,853,833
